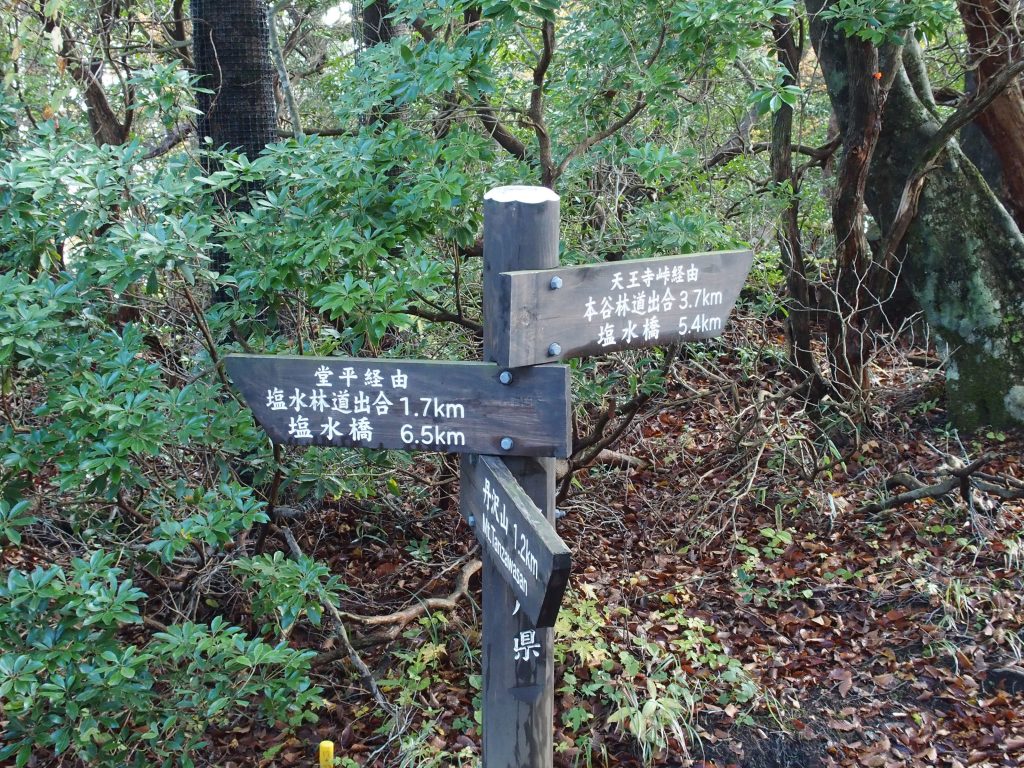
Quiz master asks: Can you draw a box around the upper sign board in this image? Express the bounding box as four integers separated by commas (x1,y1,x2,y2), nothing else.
460,454,570,627
226,355,571,458
496,249,753,368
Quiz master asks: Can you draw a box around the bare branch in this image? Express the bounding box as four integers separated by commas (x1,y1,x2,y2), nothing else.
269,2,304,138
276,525,393,714
412,16,530,162
555,94,647,180
530,20,556,185
475,99,530,160
552,24,664,180
338,559,481,630
143,121,194,159
277,126,352,137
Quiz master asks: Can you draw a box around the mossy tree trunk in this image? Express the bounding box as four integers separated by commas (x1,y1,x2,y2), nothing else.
807,0,1024,428
957,0,1024,230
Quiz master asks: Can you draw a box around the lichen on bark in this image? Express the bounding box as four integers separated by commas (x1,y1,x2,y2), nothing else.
807,0,1024,428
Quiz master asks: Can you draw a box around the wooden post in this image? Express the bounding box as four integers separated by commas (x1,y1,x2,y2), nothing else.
480,185,560,768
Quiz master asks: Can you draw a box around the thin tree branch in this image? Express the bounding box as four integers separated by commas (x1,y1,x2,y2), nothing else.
143,121,194,159
277,126,352,137
168,0,187,43
411,16,529,161
702,106,760,170
557,343,680,501
553,24,665,180
338,559,481,629
531,20,556,185
704,136,842,171
275,524,393,715
270,1,304,138
475,99,530,160
176,277,239,402
407,305,483,334
555,94,647,179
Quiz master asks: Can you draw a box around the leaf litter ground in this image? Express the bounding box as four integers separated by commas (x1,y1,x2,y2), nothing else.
212,324,1023,768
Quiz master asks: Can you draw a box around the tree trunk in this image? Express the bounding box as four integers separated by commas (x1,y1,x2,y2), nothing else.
192,0,277,160
826,34,889,397
808,0,1024,428
360,0,410,126
957,0,1024,230
770,14,826,394
362,0,397,47
192,0,277,302
960,70,1005,193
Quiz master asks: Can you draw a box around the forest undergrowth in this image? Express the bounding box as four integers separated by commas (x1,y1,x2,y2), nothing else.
179,313,1024,768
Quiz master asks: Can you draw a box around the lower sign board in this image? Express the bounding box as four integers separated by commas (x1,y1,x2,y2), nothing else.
226,355,571,458
460,454,571,627
497,249,754,367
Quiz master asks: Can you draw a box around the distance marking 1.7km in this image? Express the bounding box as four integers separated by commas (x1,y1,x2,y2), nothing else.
226,354,572,458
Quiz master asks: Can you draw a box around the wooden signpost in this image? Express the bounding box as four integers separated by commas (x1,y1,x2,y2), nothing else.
496,249,753,368
224,355,570,457
460,454,570,628
226,184,752,768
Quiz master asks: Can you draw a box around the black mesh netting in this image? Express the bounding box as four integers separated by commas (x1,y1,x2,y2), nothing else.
192,0,277,160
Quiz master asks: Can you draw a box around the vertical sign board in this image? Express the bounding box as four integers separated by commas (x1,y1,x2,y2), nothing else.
480,186,562,768
460,454,571,629
225,355,571,458
496,249,754,368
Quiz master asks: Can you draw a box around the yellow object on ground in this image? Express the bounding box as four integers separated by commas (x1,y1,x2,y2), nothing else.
319,740,334,768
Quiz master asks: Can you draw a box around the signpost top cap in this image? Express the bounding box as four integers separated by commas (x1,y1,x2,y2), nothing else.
485,185,559,204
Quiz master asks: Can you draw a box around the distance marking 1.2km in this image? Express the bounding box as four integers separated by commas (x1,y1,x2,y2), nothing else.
460,454,571,628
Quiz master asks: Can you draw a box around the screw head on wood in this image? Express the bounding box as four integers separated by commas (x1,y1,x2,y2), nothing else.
500,437,514,451
548,342,562,357
549,275,563,290
499,370,513,385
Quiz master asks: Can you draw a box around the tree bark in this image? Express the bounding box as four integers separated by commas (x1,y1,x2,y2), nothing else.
192,0,277,302
362,0,397,47
960,70,1005,193
826,34,889,396
957,0,1024,230
770,14,826,393
192,0,277,160
808,0,1024,428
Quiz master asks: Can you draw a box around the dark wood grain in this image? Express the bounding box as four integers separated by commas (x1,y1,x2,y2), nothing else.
497,249,754,367
225,355,571,458
483,186,561,366
479,186,561,768
461,455,570,628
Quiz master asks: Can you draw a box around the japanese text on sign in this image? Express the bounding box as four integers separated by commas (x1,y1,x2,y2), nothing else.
480,477,539,600
497,249,753,367
264,364,467,448
460,454,571,627
227,355,573,458
582,262,726,348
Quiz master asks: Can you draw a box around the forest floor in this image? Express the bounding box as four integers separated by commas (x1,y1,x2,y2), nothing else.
216,321,1024,768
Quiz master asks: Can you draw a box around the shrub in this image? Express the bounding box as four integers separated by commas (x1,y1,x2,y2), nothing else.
0,551,321,768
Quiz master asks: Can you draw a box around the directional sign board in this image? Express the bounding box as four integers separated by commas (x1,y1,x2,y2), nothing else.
496,249,753,368
460,454,570,627
226,355,571,458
